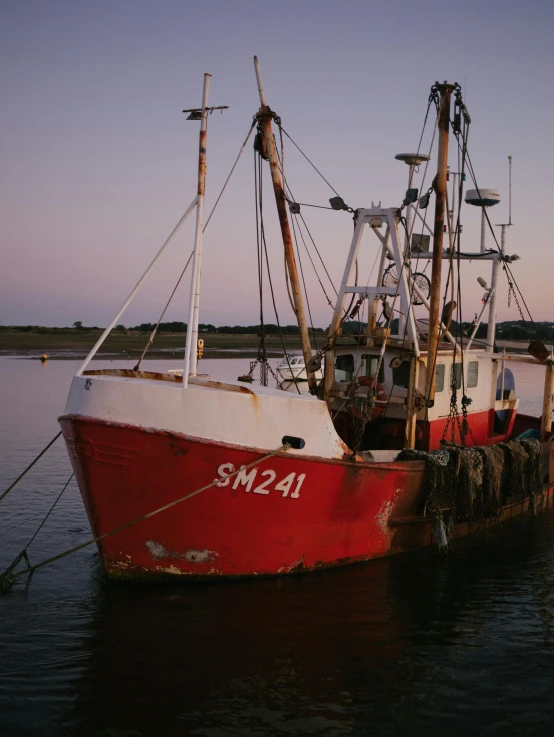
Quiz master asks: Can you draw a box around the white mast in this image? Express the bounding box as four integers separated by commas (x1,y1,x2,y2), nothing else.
183,73,211,388
488,156,513,353
395,152,430,340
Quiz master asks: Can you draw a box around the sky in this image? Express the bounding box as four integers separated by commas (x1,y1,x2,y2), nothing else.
1,0,553,329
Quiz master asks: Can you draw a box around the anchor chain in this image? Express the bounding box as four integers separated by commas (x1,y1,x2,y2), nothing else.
441,385,477,447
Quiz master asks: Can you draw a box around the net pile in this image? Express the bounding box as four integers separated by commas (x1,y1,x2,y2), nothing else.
396,438,541,523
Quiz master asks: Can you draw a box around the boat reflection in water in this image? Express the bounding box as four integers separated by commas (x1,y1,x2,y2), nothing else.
59,509,554,736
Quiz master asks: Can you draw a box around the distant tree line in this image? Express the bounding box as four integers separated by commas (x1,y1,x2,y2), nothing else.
496,321,554,341
130,322,325,335
2,320,553,340
340,319,554,341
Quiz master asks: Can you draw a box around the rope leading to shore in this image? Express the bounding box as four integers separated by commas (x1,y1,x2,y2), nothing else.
0,444,289,593
0,432,62,503
0,472,74,589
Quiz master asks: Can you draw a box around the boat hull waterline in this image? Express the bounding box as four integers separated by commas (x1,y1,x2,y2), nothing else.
59,416,554,580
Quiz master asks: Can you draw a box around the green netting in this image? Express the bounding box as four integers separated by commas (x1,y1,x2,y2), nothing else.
396,438,541,523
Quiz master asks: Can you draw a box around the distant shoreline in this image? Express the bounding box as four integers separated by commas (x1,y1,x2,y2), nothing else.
0,329,307,361
0,328,544,360
0,349,287,361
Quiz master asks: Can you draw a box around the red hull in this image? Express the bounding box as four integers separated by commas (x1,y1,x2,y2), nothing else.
59,415,554,580
60,415,429,578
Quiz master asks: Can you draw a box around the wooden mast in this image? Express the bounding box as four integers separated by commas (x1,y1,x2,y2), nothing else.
425,83,455,404
253,56,317,394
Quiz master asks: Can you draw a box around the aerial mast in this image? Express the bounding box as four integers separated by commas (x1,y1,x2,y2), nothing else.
182,75,228,388
253,56,317,394
182,73,211,388
425,82,455,403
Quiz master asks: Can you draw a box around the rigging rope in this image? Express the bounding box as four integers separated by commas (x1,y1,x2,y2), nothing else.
452,133,542,340
276,143,338,304
0,445,288,593
133,252,193,372
135,120,257,368
251,147,279,387
0,432,62,503
203,119,257,232
279,126,342,198
0,473,75,588
291,212,335,308
254,149,301,394
290,214,319,349
442,90,477,446
297,211,338,296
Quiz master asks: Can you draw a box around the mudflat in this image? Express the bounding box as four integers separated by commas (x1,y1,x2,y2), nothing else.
0,329,309,359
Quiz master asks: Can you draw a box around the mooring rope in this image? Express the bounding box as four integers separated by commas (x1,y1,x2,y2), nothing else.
0,444,288,593
0,472,74,588
0,431,62,503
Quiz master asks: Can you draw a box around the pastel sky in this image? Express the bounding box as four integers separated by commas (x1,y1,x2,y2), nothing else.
1,0,553,329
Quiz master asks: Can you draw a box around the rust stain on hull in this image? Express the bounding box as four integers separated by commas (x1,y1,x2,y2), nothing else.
145,541,218,565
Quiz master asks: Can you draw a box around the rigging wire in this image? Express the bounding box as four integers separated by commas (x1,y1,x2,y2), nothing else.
0,472,75,588
290,214,319,349
254,149,266,358
276,142,338,301
203,119,257,231
297,211,339,296
291,209,336,308
24,474,74,552
135,120,257,369
133,252,193,371
255,150,301,394
442,100,478,445
279,126,343,198
0,432,62,503
451,134,542,340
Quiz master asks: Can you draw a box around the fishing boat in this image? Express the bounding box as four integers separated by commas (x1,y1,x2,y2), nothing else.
276,353,323,390
59,61,554,580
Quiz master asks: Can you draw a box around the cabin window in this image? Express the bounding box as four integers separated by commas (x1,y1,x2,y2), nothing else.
467,361,479,388
361,355,385,383
392,360,411,388
435,364,445,393
451,363,462,390
334,354,354,382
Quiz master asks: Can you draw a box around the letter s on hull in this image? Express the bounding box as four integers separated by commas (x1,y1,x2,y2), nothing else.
214,463,235,487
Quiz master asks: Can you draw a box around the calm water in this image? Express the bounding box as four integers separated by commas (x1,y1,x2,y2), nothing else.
1,356,554,737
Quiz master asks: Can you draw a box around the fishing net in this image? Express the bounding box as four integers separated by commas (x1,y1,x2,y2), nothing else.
396,438,541,523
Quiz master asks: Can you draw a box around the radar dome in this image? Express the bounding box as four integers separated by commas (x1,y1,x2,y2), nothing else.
465,188,501,207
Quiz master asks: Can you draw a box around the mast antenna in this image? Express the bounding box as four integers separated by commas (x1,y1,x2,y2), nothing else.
508,155,512,226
